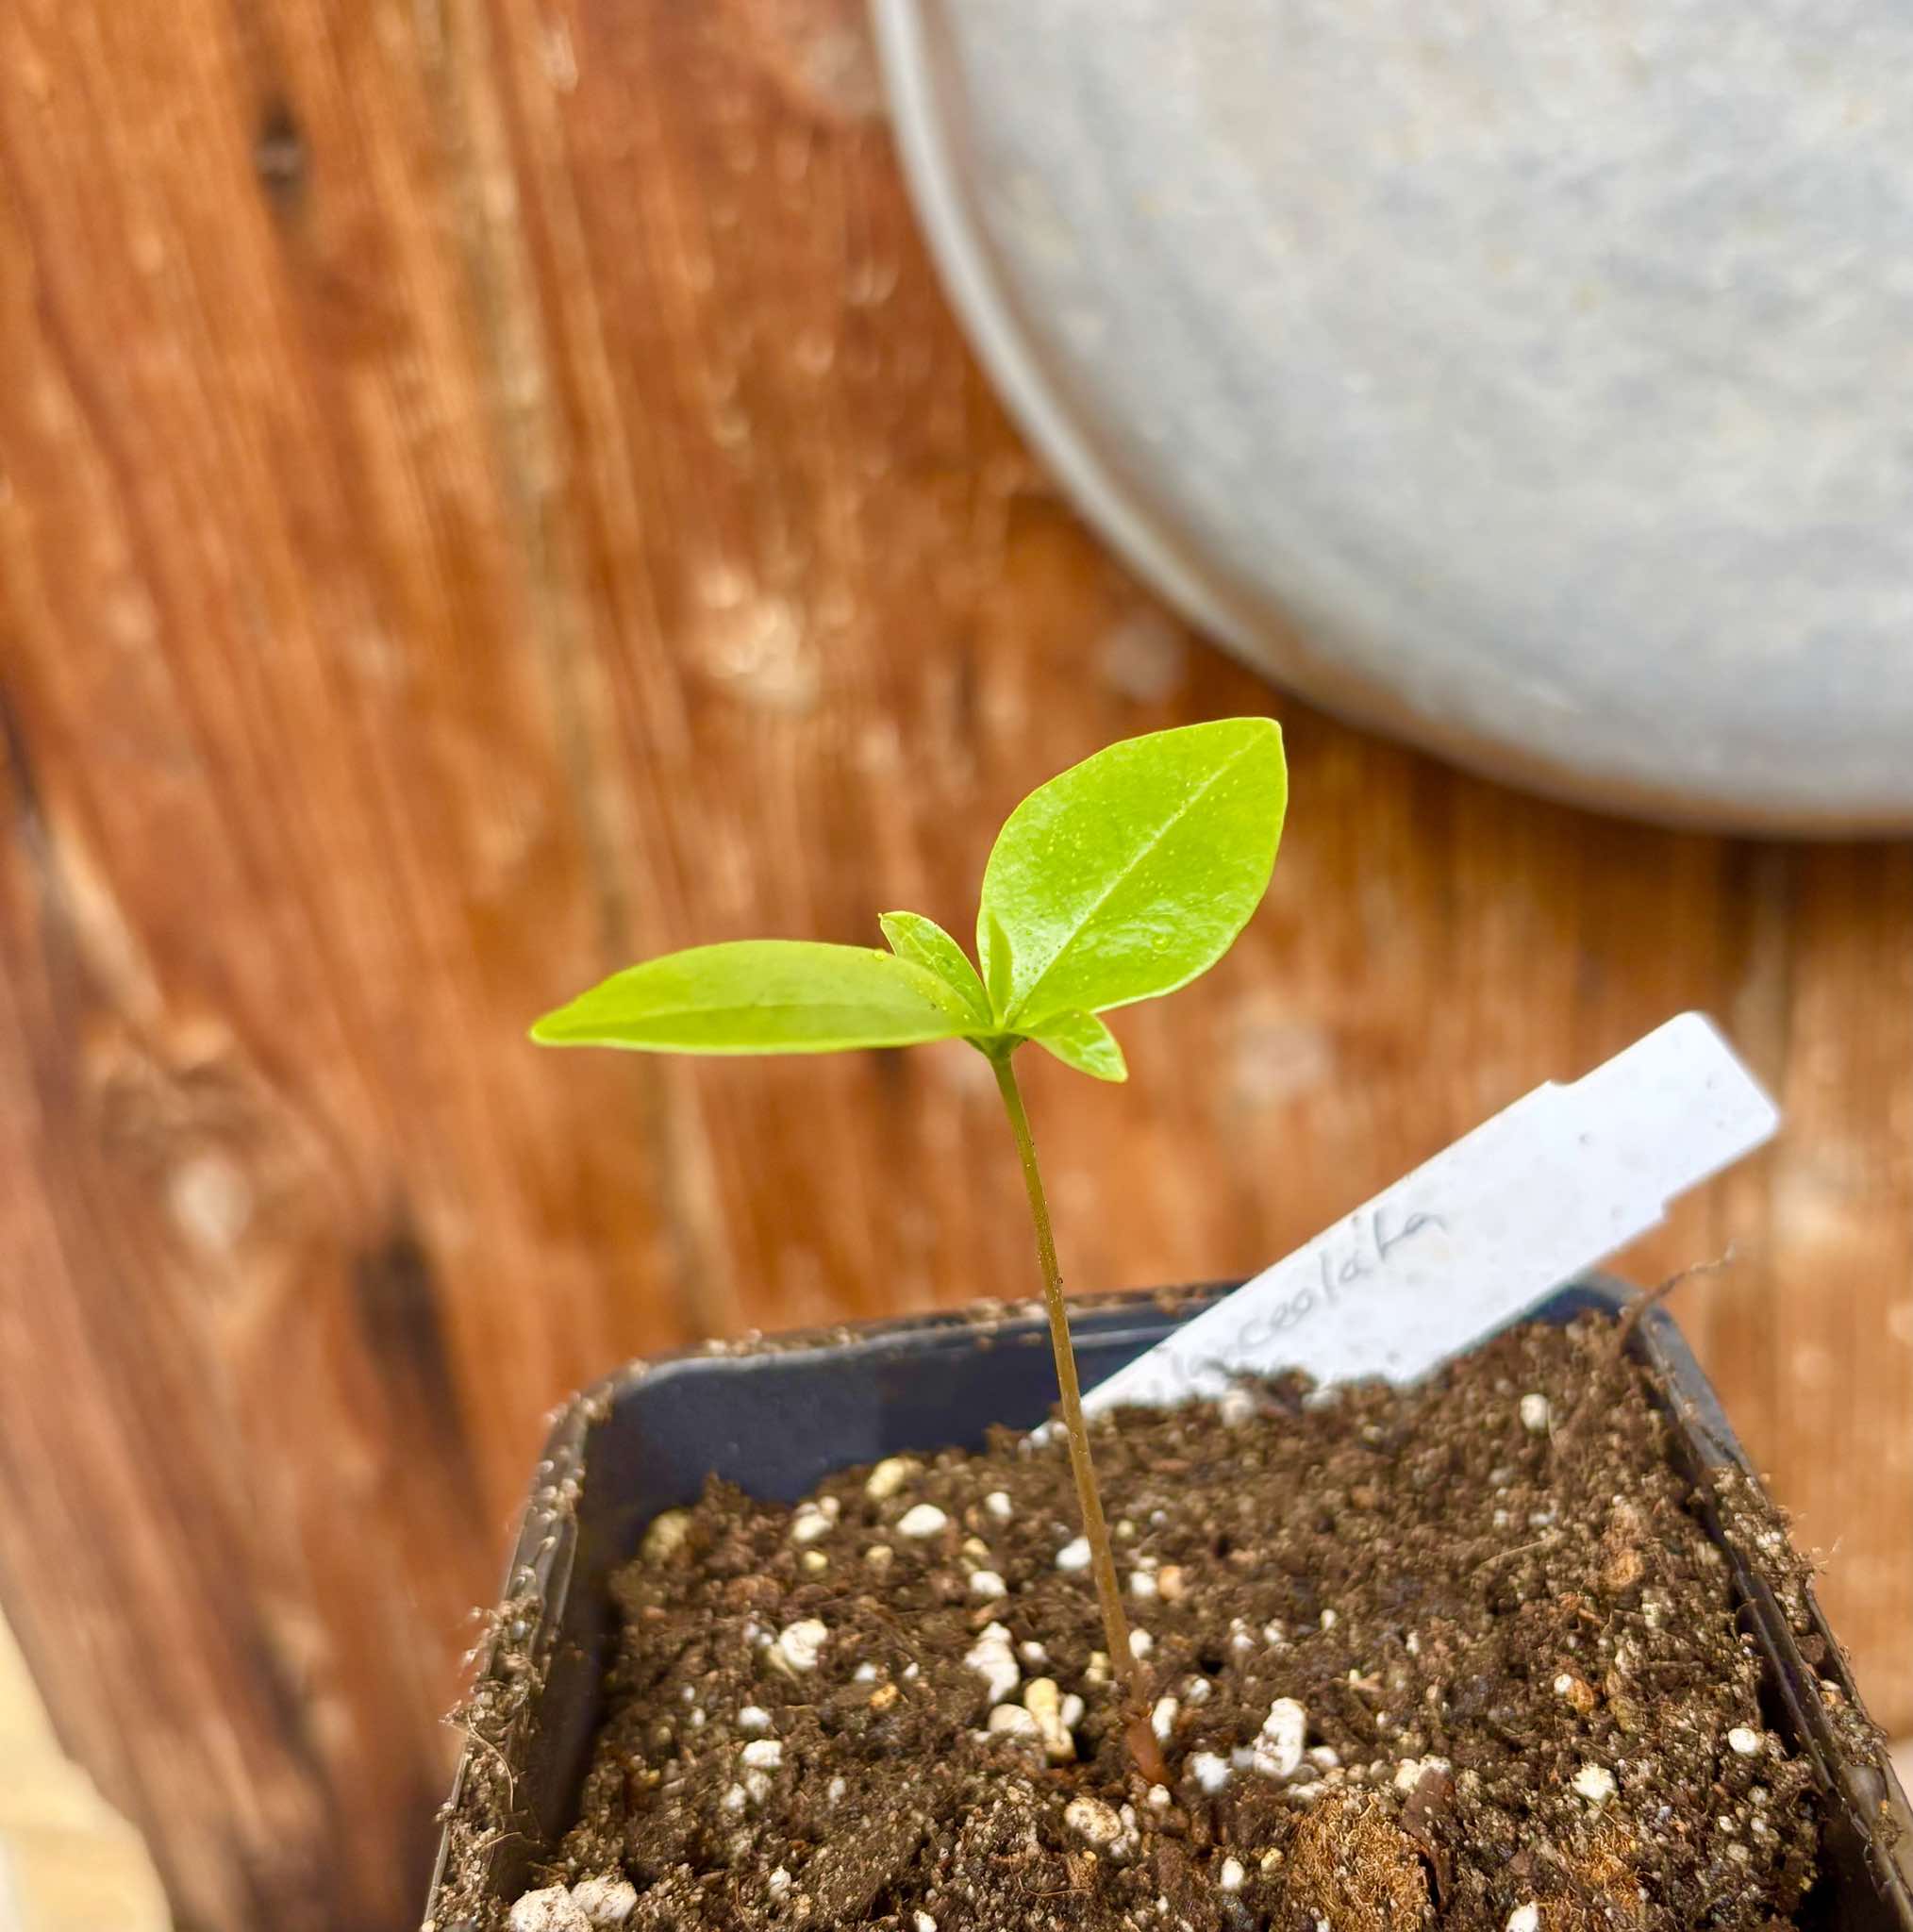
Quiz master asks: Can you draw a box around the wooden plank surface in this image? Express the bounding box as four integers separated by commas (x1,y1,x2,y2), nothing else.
0,2,1907,1928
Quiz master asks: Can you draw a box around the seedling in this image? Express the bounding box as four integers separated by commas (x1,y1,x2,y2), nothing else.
532,719,1288,1778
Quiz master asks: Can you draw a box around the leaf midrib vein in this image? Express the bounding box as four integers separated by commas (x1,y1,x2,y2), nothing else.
556,996,961,1029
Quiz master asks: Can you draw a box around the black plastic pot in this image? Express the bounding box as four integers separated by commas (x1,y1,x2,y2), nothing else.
426,1280,1913,1930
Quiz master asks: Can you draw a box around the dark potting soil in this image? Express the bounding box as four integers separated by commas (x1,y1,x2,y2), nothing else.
537,1317,1825,1932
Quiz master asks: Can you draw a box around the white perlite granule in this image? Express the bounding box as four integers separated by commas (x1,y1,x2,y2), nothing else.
508,1887,590,1932
965,1623,1021,1704
1065,1795,1125,1846
772,1619,828,1674
1253,1698,1307,1778
988,1703,1040,1738
864,1457,918,1500
571,1879,635,1926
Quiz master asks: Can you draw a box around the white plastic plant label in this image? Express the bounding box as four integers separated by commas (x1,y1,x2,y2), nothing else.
1081,1012,1777,1415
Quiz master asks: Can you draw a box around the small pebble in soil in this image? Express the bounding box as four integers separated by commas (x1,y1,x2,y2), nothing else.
896,1503,948,1538
1506,1905,1539,1932
984,1490,1013,1520
1730,1725,1763,1757
740,1740,782,1769
1520,1391,1553,1432
1572,1762,1618,1804
1056,1535,1090,1571
1219,1857,1246,1893
736,1706,770,1732
1128,1628,1154,1658
1189,1750,1233,1793
968,1569,1006,1598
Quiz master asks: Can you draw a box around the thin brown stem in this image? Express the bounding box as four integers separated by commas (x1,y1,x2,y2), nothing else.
989,1047,1169,1786
1555,1247,1738,1453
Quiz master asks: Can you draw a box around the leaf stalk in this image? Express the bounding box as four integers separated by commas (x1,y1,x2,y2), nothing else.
987,1045,1169,1786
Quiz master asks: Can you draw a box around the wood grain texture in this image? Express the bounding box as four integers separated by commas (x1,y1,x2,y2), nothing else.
0,3,1907,1928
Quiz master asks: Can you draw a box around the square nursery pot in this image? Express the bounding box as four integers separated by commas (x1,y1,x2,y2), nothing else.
425,1280,1913,1931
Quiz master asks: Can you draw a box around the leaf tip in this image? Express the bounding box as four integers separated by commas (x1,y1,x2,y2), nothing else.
529,1002,590,1046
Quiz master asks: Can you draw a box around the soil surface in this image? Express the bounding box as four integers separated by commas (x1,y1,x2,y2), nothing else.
532,1317,1822,1931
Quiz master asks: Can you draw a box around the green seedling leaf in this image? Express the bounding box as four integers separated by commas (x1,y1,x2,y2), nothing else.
529,940,973,1055
1025,1008,1127,1082
981,907,1014,1020
879,911,992,1027
976,718,1287,1027
530,721,1289,1783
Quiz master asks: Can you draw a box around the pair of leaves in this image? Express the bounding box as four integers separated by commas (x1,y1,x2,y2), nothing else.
530,718,1288,1082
